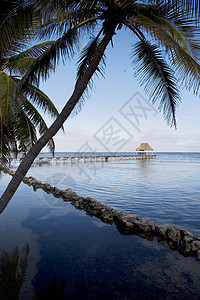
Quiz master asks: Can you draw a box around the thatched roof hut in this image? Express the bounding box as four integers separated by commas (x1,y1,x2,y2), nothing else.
136,143,154,152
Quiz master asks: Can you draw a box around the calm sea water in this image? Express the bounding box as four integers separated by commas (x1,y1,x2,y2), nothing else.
0,152,200,299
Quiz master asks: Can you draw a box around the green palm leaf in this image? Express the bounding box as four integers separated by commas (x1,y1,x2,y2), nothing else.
20,28,78,88
13,78,60,120
16,96,55,153
149,0,200,18
0,3,39,57
7,41,57,61
133,40,180,127
135,14,200,96
3,57,37,76
0,71,15,115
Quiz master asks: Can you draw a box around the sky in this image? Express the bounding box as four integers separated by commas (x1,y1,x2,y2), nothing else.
39,29,200,153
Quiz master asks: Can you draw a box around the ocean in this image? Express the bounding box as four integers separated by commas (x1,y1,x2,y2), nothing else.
0,152,200,299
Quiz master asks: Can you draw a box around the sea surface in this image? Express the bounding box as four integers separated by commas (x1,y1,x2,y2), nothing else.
0,152,200,299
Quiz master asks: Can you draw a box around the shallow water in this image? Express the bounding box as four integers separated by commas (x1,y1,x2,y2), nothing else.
0,152,200,299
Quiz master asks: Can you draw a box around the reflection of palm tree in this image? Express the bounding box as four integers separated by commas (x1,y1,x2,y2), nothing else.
33,275,65,300
0,244,30,300
0,244,65,299
1,1,200,208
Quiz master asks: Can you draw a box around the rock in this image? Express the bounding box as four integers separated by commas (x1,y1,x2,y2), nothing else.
115,211,129,219
28,176,37,181
63,188,73,193
168,241,177,250
138,232,154,241
167,225,182,243
62,189,78,199
23,177,29,183
134,218,155,233
125,214,138,223
32,180,42,187
178,236,193,253
183,236,193,243
71,196,84,202
181,229,195,239
100,210,114,222
85,197,98,206
191,240,200,252
52,188,63,198
155,224,170,236
30,180,38,185
27,177,38,185
157,237,168,245
184,243,192,253
115,213,135,229
43,184,52,191
8,170,15,175
73,199,84,208
197,250,200,260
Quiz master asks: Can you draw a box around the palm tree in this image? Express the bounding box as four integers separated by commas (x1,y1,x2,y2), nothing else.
1,0,200,213
0,1,61,164
0,42,62,165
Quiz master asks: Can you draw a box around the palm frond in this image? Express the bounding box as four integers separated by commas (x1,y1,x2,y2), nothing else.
17,96,55,153
7,41,57,61
132,40,180,127
36,5,100,39
0,3,39,57
135,14,200,96
13,78,60,120
0,104,37,165
20,28,78,88
0,71,16,115
0,70,57,163
12,105,37,151
0,117,18,166
162,0,200,18
3,57,37,76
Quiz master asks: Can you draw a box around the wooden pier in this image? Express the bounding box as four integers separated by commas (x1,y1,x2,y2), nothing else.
8,154,156,166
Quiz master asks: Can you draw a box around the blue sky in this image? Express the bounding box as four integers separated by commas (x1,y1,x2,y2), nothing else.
39,29,200,152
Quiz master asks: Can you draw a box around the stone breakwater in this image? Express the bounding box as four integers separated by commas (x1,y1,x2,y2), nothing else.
3,168,200,261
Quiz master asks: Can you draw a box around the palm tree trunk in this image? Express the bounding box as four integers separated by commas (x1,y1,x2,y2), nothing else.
0,29,115,214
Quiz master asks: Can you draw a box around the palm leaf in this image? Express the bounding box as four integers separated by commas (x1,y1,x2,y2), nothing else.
146,0,200,19
135,14,200,96
12,106,37,151
162,0,200,18
7,41,57,61
0,71,16,115
0,71,57,163
3,57,37,76
13,78,60,120
16,96,55,153
133,40,180,127
20,28,79,88
0,3,39,57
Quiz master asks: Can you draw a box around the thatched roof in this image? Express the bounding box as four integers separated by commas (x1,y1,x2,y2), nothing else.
136,143,154,151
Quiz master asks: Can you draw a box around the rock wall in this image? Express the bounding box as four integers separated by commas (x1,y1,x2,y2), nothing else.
2,168,200,261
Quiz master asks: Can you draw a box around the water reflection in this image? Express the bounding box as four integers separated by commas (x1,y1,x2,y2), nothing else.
0,244,29,300
33,275,65,300
0,244,65,300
